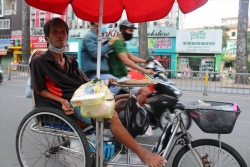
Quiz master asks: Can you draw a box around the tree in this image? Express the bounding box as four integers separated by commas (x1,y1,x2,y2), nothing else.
204,25,229,50
138,22,149,60
235,0,249,84
247,31,250,52
22,0,30,64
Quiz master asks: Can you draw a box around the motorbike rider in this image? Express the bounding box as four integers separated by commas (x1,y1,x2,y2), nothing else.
80,22,121,95
108,19,154,105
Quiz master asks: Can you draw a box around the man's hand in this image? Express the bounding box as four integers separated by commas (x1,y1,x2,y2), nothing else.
107,78,117,88
60,99,74,115
143,69,154,75
108,37,119,45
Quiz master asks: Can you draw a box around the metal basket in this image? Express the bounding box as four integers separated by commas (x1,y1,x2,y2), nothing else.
185,101,241,134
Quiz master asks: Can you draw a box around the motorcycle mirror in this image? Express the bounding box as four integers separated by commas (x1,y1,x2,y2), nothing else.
146,56,154,63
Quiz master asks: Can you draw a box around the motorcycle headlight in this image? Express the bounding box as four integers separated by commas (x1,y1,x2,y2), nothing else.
174,90,182,97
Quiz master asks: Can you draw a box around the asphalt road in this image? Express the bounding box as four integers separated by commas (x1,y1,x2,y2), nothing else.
0,79,249,167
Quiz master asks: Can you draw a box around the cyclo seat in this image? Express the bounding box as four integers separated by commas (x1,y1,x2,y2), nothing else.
29,50,90,129
35,94,61,110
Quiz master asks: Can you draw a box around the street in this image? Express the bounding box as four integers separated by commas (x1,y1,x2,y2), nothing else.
0,80,249,167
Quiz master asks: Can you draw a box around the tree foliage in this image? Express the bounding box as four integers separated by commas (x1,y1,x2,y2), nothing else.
247,31,250,52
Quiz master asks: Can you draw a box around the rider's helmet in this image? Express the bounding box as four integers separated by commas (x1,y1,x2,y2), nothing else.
119,19,137,31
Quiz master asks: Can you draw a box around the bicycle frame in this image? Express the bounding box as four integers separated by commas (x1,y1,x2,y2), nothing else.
161,110,204,167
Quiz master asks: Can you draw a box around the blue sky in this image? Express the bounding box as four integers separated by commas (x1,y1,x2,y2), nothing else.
185,0,250,28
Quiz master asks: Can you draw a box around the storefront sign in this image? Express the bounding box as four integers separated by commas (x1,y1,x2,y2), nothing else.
126,37,172,49
0,49,7,55
69,29,90,38
31,36,47,48
69,27,176,39
0,39,11,55
0,39,12,48
176,30,222,53
65,42,78,52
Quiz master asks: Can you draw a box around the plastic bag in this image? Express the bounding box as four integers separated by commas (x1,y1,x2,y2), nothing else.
24,78,32,98
80,90,115,118
71,79,115,118
71,79,109,106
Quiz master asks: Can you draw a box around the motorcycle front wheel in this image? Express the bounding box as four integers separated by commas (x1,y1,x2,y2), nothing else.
159,108,191,135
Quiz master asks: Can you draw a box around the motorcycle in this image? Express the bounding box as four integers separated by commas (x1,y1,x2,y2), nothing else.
0,68,3,83
118,57,192,133
209,72,221,82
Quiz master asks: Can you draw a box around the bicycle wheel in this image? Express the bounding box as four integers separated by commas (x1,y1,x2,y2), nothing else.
172,139,247,167
16,107,92,167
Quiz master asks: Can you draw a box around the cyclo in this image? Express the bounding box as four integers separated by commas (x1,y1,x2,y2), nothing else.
15,63,247,166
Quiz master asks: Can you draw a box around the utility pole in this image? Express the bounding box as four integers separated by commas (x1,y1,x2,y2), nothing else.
235,0,249,84
22,0,30,64
138,22,149,60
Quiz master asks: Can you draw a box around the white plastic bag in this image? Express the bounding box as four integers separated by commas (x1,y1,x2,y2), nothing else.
71,80,108,106
24,77,32,98
71,80,115,118
80,90,115,118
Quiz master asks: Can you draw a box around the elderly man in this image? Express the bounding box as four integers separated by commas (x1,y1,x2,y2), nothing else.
30,17,167,167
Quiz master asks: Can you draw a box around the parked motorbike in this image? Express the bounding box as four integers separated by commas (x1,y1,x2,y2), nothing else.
209,72,221,82
118,57,192,133
0,69,3,83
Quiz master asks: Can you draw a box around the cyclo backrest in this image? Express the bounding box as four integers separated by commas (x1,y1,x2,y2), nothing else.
30,50,90,129
29,50,62,110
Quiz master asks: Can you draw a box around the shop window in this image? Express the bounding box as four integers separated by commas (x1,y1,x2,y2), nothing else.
31,19,35,29
231,32,236,37
154,55,170,69
0,57,2,64
11,2,16,10
40,18,45,28
0,19,10,30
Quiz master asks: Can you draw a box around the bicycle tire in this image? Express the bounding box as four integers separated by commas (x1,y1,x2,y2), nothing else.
16,107,92,167
172,139,247,167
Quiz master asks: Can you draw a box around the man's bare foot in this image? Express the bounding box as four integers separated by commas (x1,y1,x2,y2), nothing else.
138,148,167,167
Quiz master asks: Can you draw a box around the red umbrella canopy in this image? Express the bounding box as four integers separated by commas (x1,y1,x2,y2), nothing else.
25,0,207,23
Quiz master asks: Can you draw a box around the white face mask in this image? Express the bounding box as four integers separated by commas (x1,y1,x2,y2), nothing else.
47,39,68,54
48,43,68,53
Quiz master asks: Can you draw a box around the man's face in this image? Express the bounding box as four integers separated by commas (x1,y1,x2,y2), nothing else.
125,27,134,34
47,24,68,48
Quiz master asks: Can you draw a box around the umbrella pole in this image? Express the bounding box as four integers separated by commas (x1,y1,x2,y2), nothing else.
96,0,103,79
96,0,104,167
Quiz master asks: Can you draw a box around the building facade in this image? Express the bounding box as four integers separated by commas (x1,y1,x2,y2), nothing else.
176,30,223,76
221,17,250,57
0,3,67,65
0,0,22,64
